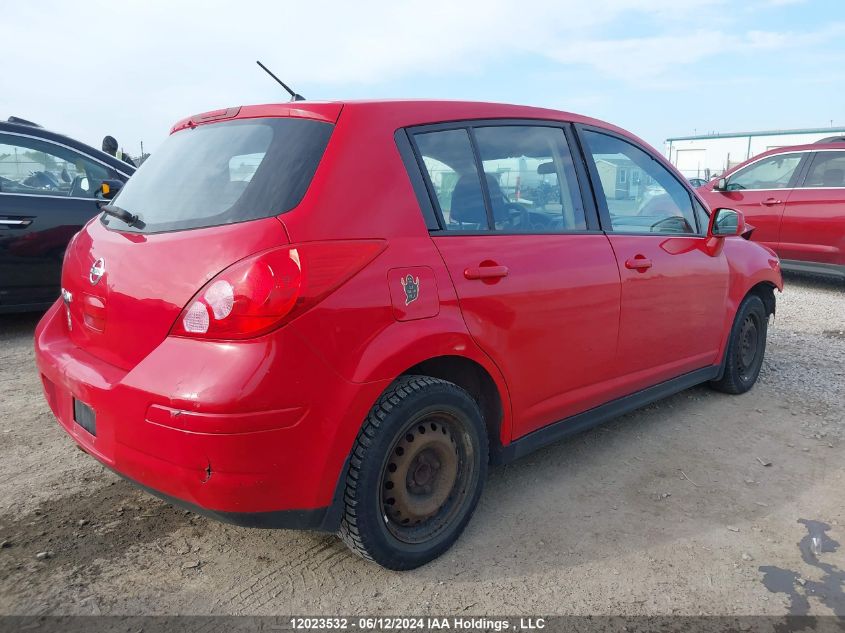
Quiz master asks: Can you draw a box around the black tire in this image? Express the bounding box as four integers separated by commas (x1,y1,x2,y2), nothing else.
710,294,769,394
338,375,488,570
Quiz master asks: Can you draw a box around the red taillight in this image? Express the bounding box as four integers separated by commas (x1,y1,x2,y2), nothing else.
170,240,384,340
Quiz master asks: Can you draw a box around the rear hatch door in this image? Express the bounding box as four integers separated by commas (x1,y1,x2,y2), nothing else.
60,112,336,370
62,217,288,369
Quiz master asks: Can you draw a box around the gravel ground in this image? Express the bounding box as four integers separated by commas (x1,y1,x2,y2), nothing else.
0,272,843,616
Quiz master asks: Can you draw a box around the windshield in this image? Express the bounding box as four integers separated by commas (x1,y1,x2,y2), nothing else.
102,117,333,233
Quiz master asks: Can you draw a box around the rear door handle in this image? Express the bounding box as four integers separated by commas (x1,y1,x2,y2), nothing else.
464,265,509,280
761,198,782,206
0,218,33,227
625,256,653,271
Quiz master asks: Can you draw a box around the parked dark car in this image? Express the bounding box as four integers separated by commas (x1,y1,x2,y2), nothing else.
0,117,135,313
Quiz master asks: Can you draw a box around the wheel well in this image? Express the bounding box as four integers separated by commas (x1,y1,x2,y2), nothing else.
402,356,503,453
747,281,777,316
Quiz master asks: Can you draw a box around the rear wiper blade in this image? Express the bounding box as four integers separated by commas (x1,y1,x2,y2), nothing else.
101,204,141,227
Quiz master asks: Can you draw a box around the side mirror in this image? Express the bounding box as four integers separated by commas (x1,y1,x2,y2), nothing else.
713,177,728,191
709,208,746,237
98,179,124,200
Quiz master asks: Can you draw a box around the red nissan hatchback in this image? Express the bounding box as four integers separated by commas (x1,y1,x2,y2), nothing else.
34,100,782,569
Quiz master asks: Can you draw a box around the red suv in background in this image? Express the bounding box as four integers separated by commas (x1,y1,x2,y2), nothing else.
34,100,782,569
699,140,845,280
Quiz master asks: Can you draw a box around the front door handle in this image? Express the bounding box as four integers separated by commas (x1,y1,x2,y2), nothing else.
761,198,782,206
0,218,33,227
464,265,509,280
625,255,653,272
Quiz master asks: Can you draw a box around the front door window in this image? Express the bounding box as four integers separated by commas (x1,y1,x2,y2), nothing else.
727,153,803,191
0,134,114,198
582,130,699,235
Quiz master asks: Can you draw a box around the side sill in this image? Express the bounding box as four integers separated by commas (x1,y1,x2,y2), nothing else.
780,259,845,280
492,366,720,465
0,301,54,315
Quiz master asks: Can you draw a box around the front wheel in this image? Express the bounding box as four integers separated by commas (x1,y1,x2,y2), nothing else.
339,376,488,570
710,294,769,394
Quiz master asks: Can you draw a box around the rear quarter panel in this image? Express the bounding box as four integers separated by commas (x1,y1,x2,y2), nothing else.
279,104,515,451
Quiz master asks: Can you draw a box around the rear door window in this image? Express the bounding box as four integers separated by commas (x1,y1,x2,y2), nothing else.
414,129,489,231
802,151,845,188
473,126,587,232
105,117,333,233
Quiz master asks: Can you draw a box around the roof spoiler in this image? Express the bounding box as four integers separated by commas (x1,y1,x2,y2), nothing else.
7,116,41,127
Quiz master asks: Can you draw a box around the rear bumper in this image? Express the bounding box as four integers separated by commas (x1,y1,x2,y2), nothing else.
111,464,341,530
34,301,387,529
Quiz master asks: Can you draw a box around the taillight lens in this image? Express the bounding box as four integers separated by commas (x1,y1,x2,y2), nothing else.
171,240,384,340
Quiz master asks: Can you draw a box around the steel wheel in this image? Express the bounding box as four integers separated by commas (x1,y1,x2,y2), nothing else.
380,412,472,544
710,294,770,395
339,375,487,570
737,313,761,382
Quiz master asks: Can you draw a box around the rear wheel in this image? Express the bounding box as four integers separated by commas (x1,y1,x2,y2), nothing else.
338,376,487,570
710,295,768,394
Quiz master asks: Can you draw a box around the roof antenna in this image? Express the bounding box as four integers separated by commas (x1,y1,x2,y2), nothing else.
256,60,305,101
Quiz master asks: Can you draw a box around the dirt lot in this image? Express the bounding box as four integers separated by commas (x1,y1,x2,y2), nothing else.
1,273,843,617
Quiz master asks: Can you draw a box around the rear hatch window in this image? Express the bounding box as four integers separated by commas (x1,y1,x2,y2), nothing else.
103,117,333,233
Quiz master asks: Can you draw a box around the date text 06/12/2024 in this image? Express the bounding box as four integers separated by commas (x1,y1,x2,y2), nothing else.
288,617,547,631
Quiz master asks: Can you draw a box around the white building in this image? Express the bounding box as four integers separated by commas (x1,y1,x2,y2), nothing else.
665,127,845,180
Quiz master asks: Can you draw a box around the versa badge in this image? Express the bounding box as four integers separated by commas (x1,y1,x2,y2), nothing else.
400,274,420,305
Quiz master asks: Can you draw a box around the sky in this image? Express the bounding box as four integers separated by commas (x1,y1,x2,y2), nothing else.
1,0,843,157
